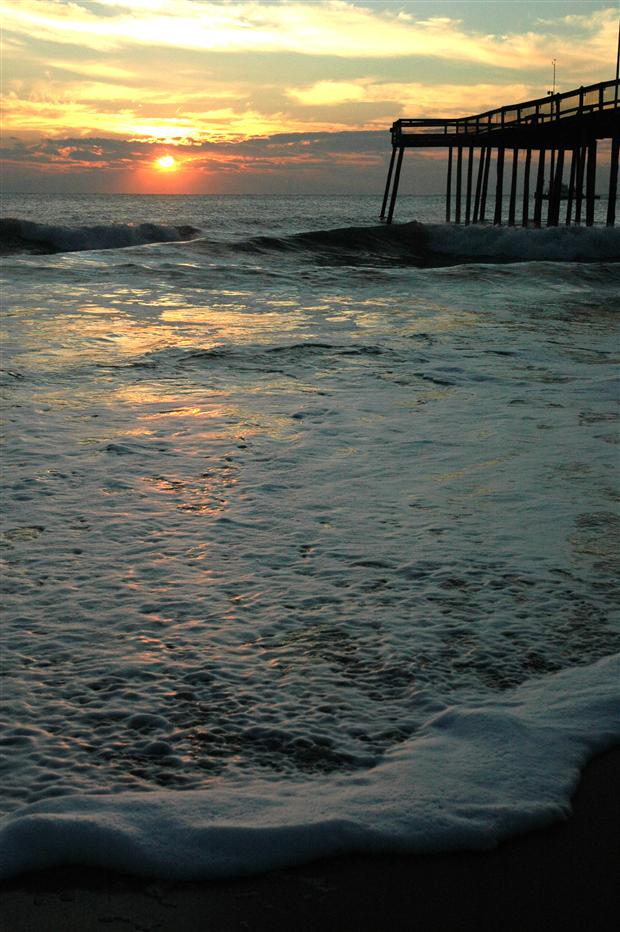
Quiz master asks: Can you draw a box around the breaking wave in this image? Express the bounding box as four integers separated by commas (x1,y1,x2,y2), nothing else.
233,221,620,265
0,218,200,255
2,215,619,265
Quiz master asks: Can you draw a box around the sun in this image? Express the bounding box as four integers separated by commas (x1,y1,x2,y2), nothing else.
156,155,176,170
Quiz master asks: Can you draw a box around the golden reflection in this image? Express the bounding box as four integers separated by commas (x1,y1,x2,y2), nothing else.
158,307,302,342
10,306,205,374
113,387,202,406
139,462,239,517
14,298,321,379
78,305,120,315
402,309,479,335
115,389,298,443
140,406,205,419
120,427,154,437
322,295,479,334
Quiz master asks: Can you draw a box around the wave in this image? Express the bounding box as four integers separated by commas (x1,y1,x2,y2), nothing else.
3,216,619,264
0,654,618,880
116,341,391,375
235,222,432,265
232,221,620,265
0,218,200,255
425,223,620,263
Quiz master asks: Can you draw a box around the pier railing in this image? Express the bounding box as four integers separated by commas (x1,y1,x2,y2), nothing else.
392,79,619,143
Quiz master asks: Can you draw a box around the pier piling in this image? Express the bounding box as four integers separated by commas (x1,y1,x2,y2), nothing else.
386,147,404,225
534,149,546,226
607,135,619,226
522,148,532,227
508,148,519,226
565,148,577,225
455,147,463,224
472,148,484,223
480,148,491,222
494,147,505,225
548,147,565,227
465,147,474,225
586,140,597,226
445,147,453,223
379,146,396,220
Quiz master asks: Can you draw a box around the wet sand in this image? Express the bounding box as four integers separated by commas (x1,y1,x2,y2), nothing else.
2,743,619,932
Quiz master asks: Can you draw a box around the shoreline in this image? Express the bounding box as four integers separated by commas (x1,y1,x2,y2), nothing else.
1,743,619,931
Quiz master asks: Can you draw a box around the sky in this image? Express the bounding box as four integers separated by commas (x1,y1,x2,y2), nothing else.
1,0,618,194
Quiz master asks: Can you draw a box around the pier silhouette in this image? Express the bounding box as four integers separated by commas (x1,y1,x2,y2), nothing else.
381,79,619,227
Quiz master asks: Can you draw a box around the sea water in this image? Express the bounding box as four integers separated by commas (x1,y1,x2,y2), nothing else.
0,194,619,879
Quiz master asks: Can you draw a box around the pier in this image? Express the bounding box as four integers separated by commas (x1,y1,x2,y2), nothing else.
380,79,620,227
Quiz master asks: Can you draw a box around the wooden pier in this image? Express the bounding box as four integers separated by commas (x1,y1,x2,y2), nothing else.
381,79,619,227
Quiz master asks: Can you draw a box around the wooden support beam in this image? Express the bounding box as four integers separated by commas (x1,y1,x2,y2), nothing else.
455,147,463,224
386,147,404,225
473,148,484,224
585,140,597,226
445,147,453,223
606,135,619,227
549,149,556,203
494,147,505,225
380,146,397,220
465,147,474,225
534,149,546,226
574,145,586,225
556,147,565,226
522,148,532,227
508,148,519,226
480,148,491,222
565,148,577,225
547,147,564,226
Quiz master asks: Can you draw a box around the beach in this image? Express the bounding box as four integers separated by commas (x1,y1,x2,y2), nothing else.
2,743,619,931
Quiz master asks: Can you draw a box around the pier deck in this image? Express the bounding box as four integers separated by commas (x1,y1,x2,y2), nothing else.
381,79,619,227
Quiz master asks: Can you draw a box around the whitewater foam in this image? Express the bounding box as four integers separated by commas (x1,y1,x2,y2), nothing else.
1,655,618,880
425,223,620,262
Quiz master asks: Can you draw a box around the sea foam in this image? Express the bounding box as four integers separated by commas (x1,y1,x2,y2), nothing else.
1,654,618,880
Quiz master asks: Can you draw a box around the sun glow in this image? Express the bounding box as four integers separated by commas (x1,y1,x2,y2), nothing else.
156,155,176,170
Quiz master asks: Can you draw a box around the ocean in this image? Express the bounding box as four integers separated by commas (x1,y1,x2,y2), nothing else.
1,193,619,879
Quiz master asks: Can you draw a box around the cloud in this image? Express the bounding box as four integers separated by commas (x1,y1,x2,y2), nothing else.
3,2,617,147
287,80,537,117
2,1,617,193
1,0,617,73
0,129,388,173
288,81,369,107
